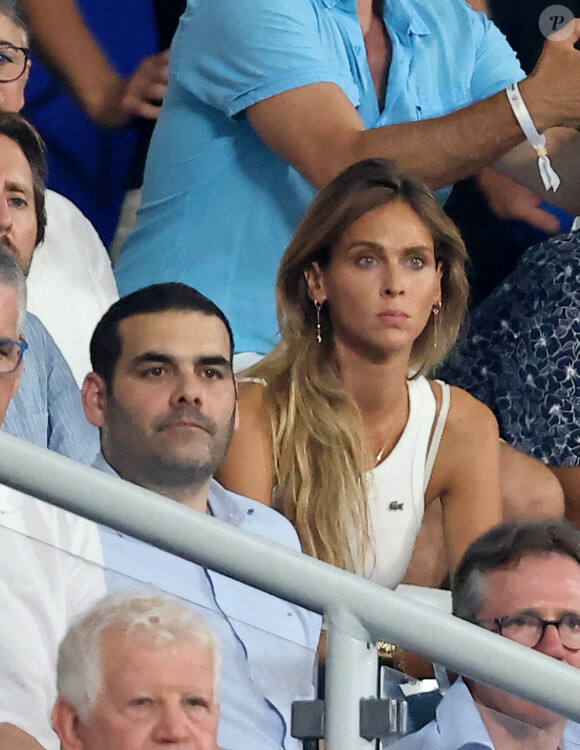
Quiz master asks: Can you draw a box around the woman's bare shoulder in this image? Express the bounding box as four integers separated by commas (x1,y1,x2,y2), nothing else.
437,381,498,439
237,379,268,424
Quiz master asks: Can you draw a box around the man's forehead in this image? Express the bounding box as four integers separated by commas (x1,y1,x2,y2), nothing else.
481,553,580,613
0,136,34,186
118,309,232,362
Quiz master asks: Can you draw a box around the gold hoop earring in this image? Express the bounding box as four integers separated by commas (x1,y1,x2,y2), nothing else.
432,302,441,349
315,301,322,344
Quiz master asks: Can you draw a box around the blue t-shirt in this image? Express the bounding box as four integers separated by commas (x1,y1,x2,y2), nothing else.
117,0,524,354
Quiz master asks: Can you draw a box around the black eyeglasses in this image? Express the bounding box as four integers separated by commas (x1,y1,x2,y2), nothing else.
0,41,30,84
476,612,580,650
0,338,27,374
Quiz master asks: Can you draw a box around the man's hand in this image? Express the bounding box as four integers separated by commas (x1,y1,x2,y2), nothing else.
87,49,170,129
522,19,580,131
477,167,561,234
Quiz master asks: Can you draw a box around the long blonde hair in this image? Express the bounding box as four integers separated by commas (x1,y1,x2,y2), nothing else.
247,159,469,572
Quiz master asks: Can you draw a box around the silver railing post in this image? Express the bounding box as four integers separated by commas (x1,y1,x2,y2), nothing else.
325,607,377,750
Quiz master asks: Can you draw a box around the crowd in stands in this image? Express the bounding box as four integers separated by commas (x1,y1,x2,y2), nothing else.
0,0,579,748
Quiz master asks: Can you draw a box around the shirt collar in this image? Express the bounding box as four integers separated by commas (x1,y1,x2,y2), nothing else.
436,678,495,749
93,453,250,528
322,0,429,34
384,0,430,36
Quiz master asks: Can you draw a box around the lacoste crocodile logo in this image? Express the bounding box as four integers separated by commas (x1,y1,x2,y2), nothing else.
389,501,404,511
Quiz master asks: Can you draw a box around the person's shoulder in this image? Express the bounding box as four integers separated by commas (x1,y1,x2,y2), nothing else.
25,312,76,373
44,189,78,215
210,480,301,550
23,311,47,339
436,380,499,441
236,378,271,435
238,377,267,411
447,382,496,419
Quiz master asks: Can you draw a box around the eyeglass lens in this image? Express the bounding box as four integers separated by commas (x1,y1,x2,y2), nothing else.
0,43,28,83
499,613,580,649
0,339,25,374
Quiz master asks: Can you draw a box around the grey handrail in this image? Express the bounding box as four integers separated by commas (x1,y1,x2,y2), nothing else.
2,430,580,725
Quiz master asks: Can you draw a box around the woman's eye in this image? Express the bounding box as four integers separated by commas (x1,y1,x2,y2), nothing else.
408,256,424,268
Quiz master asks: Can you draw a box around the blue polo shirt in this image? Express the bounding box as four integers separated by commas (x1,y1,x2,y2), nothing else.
116,0,524,354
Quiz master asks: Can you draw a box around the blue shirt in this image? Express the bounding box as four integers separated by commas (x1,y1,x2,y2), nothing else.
3,313,99,464
117,0,524,354
95,454,321,750
392,677,580,749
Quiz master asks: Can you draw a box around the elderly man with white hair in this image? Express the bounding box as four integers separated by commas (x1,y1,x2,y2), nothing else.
52,591,221,750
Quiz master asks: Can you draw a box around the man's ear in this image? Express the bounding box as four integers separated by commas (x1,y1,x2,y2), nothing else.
52,699,85,750
82,373,108,428
303,262,327,305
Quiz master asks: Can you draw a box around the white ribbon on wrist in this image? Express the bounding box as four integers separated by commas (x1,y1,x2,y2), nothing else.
506,82,560,192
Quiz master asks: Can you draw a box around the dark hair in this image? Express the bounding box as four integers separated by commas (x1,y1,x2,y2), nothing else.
90,283,235,389
452,519,580,622
0,112,46,246
0,0,30,37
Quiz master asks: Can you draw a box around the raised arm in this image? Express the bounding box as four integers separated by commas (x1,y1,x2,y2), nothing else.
247,21,580,192
21,0,169,128
427,386,502,572
216,382,275,506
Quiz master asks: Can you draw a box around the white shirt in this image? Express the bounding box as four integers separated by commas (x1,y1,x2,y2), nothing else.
0,485,105,749
27,190,119,386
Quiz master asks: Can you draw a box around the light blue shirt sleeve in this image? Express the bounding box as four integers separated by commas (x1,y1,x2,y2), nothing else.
3,313,99,464
469,9,526,99
172,0,360,117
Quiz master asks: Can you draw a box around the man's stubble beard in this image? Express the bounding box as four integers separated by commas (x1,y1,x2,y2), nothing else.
103,398,237,496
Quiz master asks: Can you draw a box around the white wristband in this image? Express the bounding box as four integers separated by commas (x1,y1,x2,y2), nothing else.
506,82,560,192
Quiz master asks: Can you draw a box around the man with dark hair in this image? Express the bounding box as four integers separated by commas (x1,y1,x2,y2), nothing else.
394,519,580,750
0,0,119,384
89,281,234,389
82,283,321,750
0,110,98,462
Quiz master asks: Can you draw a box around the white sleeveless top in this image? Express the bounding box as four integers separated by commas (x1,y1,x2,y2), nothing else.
358,376,450,588
241,375,450,588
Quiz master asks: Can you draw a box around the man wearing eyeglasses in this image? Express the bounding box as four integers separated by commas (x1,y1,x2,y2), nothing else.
0,0,119,387
0,106,99,464
0,240,26,417
393,519,580,750
0,115,105,750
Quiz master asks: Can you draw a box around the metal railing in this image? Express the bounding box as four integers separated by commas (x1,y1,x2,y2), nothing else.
1,431,580,749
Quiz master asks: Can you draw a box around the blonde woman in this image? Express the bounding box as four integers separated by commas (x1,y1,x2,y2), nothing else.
218,159,501,583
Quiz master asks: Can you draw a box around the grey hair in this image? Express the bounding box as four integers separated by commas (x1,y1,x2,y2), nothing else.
0,0,29,40
452,519,580,623
0,241,26,330
56,591,222,721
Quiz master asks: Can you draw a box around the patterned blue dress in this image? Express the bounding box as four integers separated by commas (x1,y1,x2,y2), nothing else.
439,232,580,467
